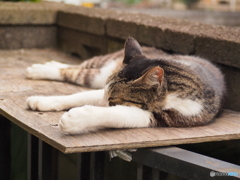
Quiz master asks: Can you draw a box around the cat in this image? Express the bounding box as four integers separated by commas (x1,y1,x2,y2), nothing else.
26,37,225,134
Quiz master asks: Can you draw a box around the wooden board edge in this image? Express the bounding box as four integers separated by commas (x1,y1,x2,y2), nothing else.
63,134,240,153
0,108,68,153
2,104,240,154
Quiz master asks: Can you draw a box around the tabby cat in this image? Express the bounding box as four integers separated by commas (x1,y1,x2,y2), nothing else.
26,37,225,134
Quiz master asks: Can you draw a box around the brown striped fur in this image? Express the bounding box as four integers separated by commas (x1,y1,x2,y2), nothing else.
59,50,123,86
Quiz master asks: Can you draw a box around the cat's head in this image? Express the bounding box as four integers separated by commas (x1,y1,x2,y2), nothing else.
106,37,167,111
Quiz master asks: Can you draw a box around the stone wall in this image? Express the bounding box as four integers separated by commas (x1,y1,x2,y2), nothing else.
0,2,66,49
0,2,240,111
57,6,240,67
117,9,240,28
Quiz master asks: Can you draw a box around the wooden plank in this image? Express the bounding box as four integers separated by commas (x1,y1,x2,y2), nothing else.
1,49,240,153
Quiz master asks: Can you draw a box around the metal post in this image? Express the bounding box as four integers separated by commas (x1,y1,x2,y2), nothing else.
0,116,11,180
38,139,56,180
38,140,43,180
151,168,159,180
137,164,143,180
27,133,32,180
90,152,96,180
90,152,105,180
77,153,82,180
27,134,38,180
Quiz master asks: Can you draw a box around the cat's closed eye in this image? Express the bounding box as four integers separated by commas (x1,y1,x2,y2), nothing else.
109,96,147,109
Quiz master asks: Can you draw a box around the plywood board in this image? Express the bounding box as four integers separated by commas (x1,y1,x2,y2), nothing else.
1,49,240,153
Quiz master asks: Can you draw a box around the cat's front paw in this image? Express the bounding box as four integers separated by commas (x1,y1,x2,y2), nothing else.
59,106,96,134
27,96,66,111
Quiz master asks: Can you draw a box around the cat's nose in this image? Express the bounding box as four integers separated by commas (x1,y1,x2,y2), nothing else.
108,98,121,106
109,101,116,106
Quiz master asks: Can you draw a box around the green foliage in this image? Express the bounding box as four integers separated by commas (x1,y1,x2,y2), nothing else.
0,0,40,2
113,0,142,5
125,0,141,4
181,0,199,7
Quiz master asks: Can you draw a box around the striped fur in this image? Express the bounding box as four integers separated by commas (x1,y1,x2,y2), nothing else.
59,51,123,88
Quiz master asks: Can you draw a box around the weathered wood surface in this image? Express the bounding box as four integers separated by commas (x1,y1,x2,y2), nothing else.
1,49,240,153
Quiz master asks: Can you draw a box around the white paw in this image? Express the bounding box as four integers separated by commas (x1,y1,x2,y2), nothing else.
59,106,96,134
26,64,61,80
44,61,70,68
27,96,66,111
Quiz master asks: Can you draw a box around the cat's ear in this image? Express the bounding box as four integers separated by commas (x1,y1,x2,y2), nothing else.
134,66,164,86
123,37,143,64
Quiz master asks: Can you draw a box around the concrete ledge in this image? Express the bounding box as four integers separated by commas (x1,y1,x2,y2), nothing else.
195,37,240,67
57,7,240,68
0,26,56,49
57,7,110,35
0,2,66,25
118,8,240,27
58,27,107,59
0,2,64,49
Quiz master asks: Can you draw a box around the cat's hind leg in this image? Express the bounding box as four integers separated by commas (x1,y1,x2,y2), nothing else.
60,60,119,89
44,61,71,68
26,60,74,81
26,63,66,81
27,60,120,89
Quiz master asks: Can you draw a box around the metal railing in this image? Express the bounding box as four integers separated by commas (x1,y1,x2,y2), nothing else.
1,116,240,180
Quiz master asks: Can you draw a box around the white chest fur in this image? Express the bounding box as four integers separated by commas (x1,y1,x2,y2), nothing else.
163,93,203,116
